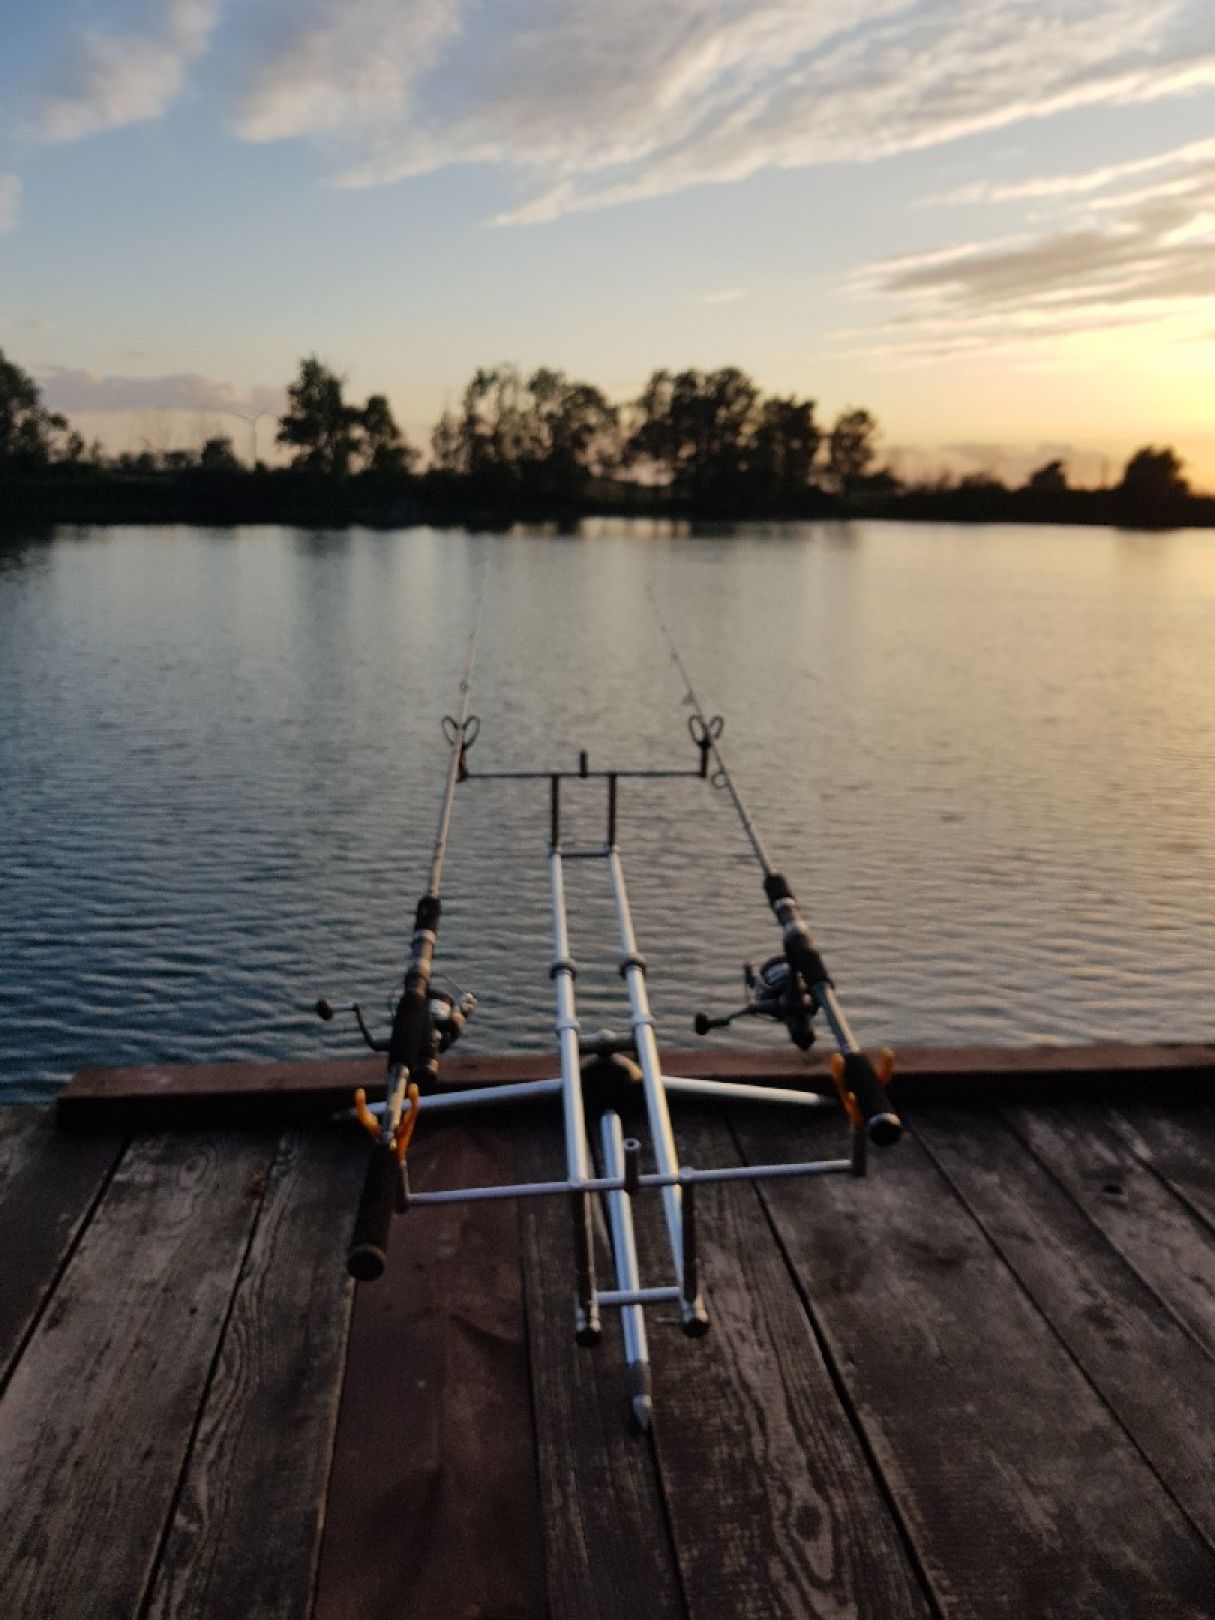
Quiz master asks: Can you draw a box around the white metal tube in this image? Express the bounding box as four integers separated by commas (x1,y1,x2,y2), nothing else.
601,1110,652,1431
550,848,599,1341
551,851,590,1183
662,1076,830,1109
403,1157,852,1205
605,850,685,1280
360,1078,563,1119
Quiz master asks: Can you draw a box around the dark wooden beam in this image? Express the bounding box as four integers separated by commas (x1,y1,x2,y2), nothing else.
57,1041,1215,1131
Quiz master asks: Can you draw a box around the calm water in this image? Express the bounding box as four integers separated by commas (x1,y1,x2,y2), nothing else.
2,519,1214,1102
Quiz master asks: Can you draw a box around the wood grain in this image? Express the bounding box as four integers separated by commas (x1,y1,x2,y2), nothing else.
0,1107,125,1387
0,1131,276,1620
734,1107,1215,1619
143,1129,360,1620
314,1123,544,1620
1101,1101,1215,1229
1004,1103,1215,1355
515,1126,687,1620
637,1104,933,1620
915,1103,1215,1551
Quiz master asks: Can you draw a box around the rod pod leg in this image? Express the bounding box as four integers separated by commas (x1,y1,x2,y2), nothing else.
601,1111,652,1432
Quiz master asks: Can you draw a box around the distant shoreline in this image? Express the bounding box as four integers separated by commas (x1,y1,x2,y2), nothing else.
2,469,1212,533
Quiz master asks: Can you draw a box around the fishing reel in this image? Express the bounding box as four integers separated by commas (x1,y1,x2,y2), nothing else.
316,984,478,1055
693,955,818,1050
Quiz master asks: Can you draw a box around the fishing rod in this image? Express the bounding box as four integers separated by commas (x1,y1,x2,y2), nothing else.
317,614,482,1280
655,611,901,1146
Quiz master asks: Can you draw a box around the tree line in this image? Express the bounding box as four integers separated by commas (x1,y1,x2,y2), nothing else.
0,347,1207,531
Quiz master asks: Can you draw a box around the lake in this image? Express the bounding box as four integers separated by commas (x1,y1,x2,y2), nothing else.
2,519,1214,1102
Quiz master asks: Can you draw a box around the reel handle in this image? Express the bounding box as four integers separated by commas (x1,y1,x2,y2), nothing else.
347,1142,401,1281
694,1010,739,1035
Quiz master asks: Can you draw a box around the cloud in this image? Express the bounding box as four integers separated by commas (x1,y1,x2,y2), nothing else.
930,137,1215,205
234,0,459,142
846,142,1215,362
224,0,1214,223
0,173,20,231
35,366,282,415
27,0,222,143
695,289,747,306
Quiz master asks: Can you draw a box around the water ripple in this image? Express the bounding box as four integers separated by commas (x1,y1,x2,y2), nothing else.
3,521,1215,1101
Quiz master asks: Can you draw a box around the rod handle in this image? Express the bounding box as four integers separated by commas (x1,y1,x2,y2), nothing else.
347,1142,401,1280
843,1052,902,1146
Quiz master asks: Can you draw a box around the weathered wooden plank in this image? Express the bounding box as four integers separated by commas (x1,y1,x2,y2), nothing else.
1101,1101,1215,1229
733,1108,1215,1620
314,1124,544,1620
0,1107,125,1387
635,1105,933,1620
57,1041,1215,1130
1005,1103,1215,1356
515,1127,686,1620
0,1131,277,1620
143,1129,360,1620
915,1104,1215,1551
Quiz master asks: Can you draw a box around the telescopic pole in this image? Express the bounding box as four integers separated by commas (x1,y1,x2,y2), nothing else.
655,610,901,1146
347,614,482,1279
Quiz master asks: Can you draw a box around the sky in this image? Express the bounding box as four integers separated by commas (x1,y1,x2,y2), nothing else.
1,0,1212,486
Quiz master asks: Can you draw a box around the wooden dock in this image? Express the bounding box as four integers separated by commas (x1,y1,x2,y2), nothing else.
2,1044,1214,1618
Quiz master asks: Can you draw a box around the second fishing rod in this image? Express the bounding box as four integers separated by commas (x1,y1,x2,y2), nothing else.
658,614,902,1147
334,612,482,1280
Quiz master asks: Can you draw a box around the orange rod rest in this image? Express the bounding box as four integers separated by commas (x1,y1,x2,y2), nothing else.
353,1087,380,1143
393,1083,421,1162
828,1053,864,1131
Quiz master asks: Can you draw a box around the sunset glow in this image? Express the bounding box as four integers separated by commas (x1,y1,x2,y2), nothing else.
2,1,1212,484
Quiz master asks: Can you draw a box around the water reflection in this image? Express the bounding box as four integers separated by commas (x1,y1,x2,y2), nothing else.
2,519,1214,1101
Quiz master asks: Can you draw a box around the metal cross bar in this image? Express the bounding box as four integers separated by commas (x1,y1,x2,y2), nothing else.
399,1157,854,1205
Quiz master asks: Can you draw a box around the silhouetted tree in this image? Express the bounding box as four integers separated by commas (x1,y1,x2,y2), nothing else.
277,356,360,477
1026,459,1068,494
198,435,241,472
626,367,760,501
826,408,877,492
0,349,73,470
436,365,616,500
1120,446,1188,500
749,396,820,506
1115,445,1190,527
359,394,417,476
448,366,537,484
526,367,619,489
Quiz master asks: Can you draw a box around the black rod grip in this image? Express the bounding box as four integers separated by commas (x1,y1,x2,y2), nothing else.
843,1053,901,1146
347,1142,400,1281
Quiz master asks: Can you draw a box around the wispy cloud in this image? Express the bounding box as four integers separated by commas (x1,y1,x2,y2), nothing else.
26,0,222,143
0,173,20,231
223,0,1214,223
846,141,1215,362
234,0,459,143
695,289,747,306
36,366,281,415
930,137,1215,205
